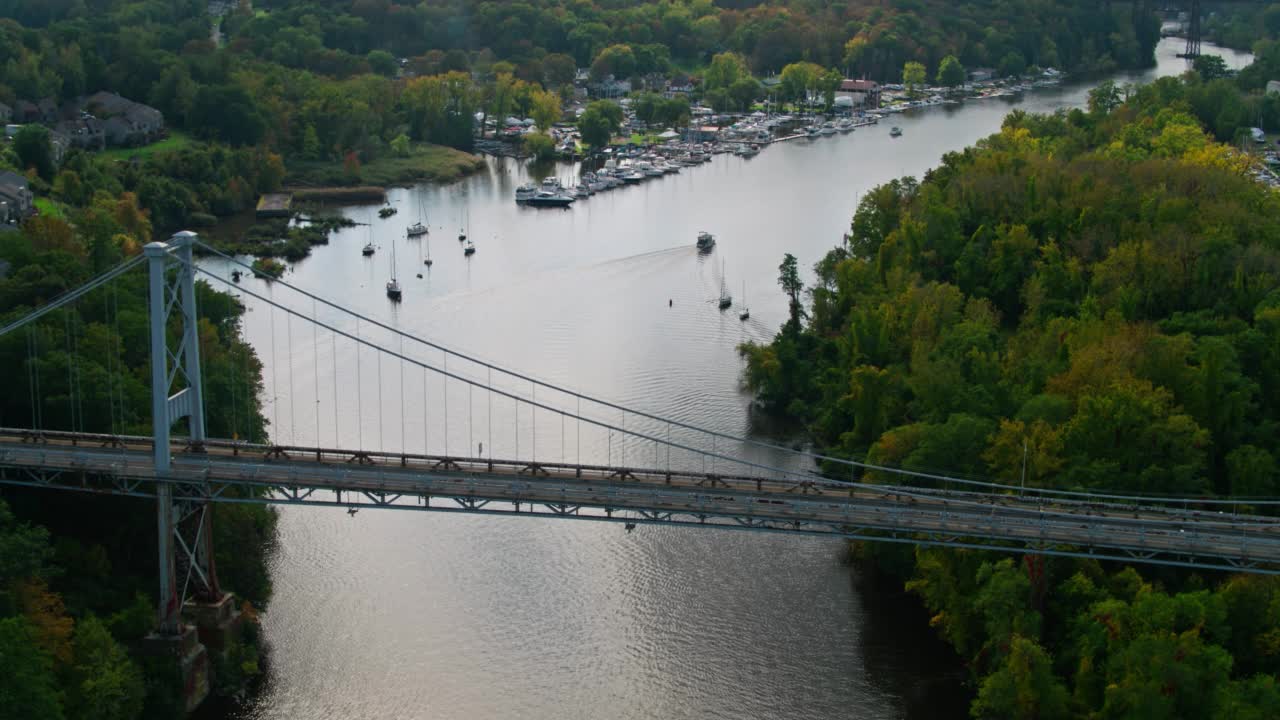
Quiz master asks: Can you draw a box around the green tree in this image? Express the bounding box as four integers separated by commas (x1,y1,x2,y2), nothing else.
819,68,842,111
780,62,823,109
0,617,63,720
14,124,54,180
1193,54,1231,81
971,635,1071,720
523,131,556,161
590,44,636,82
902,61,927,97
728,76,762,112
778,253,803,328
704,51,748,91
541,53,577,88
65,616,144,720
1225,445,1277,496
530,88,561,132
389,133,410,158
937,55,966,89
367,50,398,77
577,100,623,149
999,51,1027,78
1088,80,1123,115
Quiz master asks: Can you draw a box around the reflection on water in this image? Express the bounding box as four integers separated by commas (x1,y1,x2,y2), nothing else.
214,39,1248,720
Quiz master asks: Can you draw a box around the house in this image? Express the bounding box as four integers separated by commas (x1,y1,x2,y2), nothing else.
1267,80,1280,95
55,116,105,150
0,171,34,224
81,91,164,146
14,100,39,123
591,76,632,98
836,79,881,109
969,68,996,83
36,97,59,124
48,130,70,164
0,103,11,124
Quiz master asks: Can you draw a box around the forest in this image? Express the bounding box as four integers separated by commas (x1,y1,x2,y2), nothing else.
740,70,1280,717
0,151,274,718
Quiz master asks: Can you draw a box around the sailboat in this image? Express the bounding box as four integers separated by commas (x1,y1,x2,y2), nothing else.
464,239,476,256
738,279,749,321
386,234,402,301
362,216,375,256
718,258,732,310
423,235,433,266
458,206,468,242
407,198,428,237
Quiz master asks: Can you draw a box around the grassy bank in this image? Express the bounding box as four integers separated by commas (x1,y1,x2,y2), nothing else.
98,131,195,161
285,143,484,187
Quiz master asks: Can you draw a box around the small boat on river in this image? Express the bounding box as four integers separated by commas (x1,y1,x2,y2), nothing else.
696,231,715,252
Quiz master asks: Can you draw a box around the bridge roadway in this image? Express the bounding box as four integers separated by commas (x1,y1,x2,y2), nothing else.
1,429,1278,574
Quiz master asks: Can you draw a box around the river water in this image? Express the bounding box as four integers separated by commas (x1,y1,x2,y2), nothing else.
212,38,1251,720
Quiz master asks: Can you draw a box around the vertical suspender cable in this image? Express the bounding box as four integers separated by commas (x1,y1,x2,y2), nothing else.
423,365,428,455
231,341,239,442
487,367,492,460
399,335,406,452
667,423,671,473
331,328,339,447
468,382,473,457
104,287,116,436
31,325,41,430
356,318,363,451
269,307,279,444
64,310,75,432
443,353,449,457
26,327,37,431
312,298,320,445
72,307,82,433
288,311,296,444
112,282,124,433
531,382,536,462
193,271,208,440
376,335,384,451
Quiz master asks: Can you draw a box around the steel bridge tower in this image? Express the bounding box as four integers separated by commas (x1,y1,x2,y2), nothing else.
143,232,238,711
1181,0,1202,58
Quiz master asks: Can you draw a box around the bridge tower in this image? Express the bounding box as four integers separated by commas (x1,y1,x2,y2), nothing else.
143,232,237,712
1181,0,1202,58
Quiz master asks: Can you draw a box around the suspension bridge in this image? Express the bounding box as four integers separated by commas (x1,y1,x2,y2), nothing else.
1,231,1279,705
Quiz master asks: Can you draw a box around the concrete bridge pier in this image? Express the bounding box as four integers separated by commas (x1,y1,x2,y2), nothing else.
186,593,243,653
141,626,210,713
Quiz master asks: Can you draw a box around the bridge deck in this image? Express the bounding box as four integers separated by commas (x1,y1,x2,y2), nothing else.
2,429,1278,574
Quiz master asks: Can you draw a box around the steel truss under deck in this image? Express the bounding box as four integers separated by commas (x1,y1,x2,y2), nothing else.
2,431,1278,576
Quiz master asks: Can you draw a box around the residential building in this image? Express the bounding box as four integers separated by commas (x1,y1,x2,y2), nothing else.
0,171,34,224
836,79,881,109
81,91,164,146
55,116,106,150
0,103,11,124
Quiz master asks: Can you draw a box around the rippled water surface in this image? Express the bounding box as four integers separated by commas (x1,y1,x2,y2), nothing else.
210,39,1251,720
